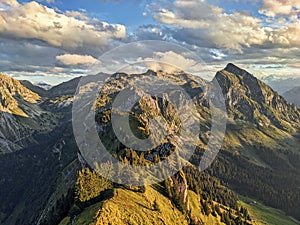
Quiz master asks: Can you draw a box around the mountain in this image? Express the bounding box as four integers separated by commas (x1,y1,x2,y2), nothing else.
216,63,300,150
283,86,300,107
1,65,300,225
21,77,80,99
219,64,299,123
0,74,79,224
35,82,53,90
211,64,300,220
20,80,49,97
261,75,300,94
0,73,40,117
97,64,300,219
47,77,80,98
60,169,251,225
67,64,300,223
0,73,58,154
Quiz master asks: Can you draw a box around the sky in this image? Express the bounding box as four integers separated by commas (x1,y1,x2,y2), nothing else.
0,0,300,85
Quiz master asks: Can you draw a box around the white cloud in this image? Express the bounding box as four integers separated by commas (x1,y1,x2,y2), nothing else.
56,54,100,65
65,10,88,20
141,51,202,73
114,51,213,79
0,0,19,7
0,1,126,50
149,0,300,53
259,0,300,17
0,0,18,10
151,0,268,51
268,20,300,48
153,1,223,29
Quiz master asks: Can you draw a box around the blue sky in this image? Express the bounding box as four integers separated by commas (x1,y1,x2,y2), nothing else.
20,0,155,32
0,0,300,86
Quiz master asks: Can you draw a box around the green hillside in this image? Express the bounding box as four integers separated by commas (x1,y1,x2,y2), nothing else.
239,196,300,225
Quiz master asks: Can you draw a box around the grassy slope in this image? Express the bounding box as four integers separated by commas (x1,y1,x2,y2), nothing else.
222,119,300,177
59,186,300,225
63,186,226,225
239,196,300,225
93,187,188,225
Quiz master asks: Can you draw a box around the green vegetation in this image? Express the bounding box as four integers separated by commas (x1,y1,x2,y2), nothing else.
75,168,112,203
73,202,103,225
92,187,188,225
239,196,300,225
58,217,71,225
55,166,257,225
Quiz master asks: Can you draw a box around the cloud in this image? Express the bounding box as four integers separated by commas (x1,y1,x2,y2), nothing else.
1,0,300,85
147,0,300,54
56,54,100,66
65,10,88,20
0,0,19,7
268,20,300,48
0,1,126,51
139,51,203,73
0,38,61,68
151,0,268,52
0,38,99,84
38,0,55,3
153,1,223,28
259,0,300,17
97,49,213,79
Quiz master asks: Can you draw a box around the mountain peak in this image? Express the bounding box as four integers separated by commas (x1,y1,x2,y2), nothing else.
0,72,40,117
215,64,300,130
224,63,253,78
225,63,240,70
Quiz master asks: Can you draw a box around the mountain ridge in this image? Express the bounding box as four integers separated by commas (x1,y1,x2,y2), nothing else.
0,73,58,154
0,73,41,117
1,64,300,224
216,63,300,130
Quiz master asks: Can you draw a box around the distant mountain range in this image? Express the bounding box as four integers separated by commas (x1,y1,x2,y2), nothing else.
35,82,53,90
283,86,300,108
0,64,299,225
262,75,300,94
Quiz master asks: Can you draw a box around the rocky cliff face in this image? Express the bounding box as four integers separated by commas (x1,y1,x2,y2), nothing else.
168,170,189,211
91,70,206,170
215,63,300,130
93,65,300,162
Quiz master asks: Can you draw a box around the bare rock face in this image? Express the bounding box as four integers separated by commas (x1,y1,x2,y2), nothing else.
215,63,300,130
170,170,189,206
165,170,189,212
